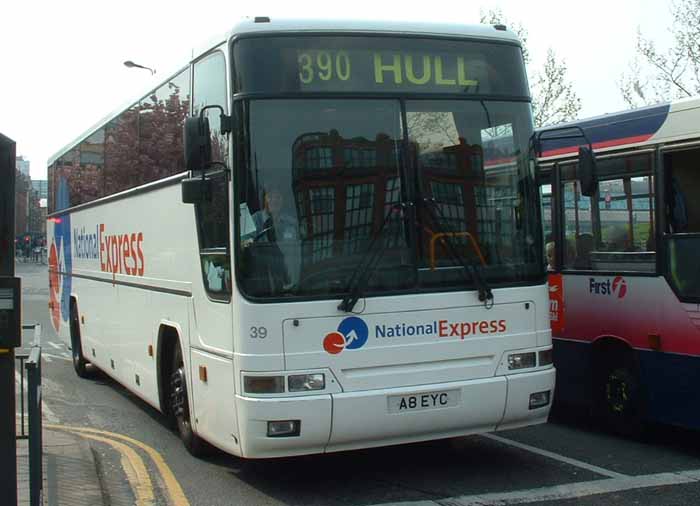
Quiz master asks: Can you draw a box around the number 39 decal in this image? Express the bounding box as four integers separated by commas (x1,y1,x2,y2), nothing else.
250,326,267,339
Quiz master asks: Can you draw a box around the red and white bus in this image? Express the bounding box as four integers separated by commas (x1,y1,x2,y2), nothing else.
48,18,555,458
538,97,700,432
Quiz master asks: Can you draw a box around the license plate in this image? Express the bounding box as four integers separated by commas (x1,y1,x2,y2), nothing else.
388,389,460,413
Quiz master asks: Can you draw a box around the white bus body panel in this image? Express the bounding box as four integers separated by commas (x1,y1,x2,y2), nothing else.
233,285,553,458
48,179,241,455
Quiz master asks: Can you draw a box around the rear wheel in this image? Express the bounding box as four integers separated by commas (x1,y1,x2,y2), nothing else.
170,342,206,457
594,352,645,437
69,300,90,378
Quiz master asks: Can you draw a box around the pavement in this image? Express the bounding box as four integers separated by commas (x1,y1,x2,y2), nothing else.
12,260,106,506
16,428,104,506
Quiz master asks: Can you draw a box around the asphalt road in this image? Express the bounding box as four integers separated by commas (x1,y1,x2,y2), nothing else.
16,261,700,506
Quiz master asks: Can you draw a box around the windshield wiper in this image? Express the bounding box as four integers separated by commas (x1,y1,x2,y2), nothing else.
421,197,494,307
338,203,406,313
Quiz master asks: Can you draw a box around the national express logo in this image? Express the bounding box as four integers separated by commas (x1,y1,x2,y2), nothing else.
323,317,370,355
76,224,145,276
322,315,508,354
589,276,628,299
49,178,73,333
49,214,72,333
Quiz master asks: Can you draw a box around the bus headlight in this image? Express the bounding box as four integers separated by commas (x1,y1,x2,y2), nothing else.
244,375,285,394
508,352,536,370
288,373,325,392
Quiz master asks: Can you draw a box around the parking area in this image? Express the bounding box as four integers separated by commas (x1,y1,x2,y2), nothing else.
216,409,700,506
354,411,700,506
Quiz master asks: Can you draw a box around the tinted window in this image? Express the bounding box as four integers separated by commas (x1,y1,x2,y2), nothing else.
237,99,406,298
406,100,541,287
104,103,140,195
193,52,227,162
139,68,191,184
558,154,656,273
49,68,191,213
49,135,105,213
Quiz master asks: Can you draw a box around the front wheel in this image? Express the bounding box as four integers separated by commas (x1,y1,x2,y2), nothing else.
70,300,91,378
170,343,206,457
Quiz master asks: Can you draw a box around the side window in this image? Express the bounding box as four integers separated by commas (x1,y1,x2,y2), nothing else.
139,68,191,185
562,154,656,273
561,178,593,269
539,172,553,269
193,52,228,163
193,52,230,299
104,103,140,195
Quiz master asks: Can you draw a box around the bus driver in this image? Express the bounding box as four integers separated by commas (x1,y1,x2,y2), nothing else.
251,188,299,243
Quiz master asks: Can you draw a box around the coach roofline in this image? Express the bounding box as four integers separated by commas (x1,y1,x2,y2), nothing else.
49,18,521,166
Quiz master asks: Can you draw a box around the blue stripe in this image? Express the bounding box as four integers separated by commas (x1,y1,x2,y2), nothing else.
638,350,700,429
553,338,700,430
538,103,671,153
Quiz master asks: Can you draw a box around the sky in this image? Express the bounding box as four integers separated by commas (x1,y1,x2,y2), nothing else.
0,0,675,180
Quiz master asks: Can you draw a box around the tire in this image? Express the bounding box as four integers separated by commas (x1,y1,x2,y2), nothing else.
594,353,645,437
69,300,91,379
170,342,207,457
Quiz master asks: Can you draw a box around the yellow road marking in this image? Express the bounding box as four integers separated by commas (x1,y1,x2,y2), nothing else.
79,432,155,506
48,424,190,506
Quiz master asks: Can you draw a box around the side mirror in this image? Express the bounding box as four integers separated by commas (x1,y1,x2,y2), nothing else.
181,175,212,204
577,146,597,197
183,116,212,172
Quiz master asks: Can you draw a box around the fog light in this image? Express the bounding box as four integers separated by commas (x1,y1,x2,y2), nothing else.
529,390,550,409
267,420,300,437
288,373,325,392
244,375,284,394
508,352,536,370
538,349,553,366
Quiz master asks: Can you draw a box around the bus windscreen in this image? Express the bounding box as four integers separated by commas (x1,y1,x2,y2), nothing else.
233,36,528,96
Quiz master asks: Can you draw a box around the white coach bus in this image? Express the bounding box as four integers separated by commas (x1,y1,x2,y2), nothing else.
48,18,555,458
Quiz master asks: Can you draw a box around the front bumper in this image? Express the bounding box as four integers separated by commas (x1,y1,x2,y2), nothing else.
236,367,555,458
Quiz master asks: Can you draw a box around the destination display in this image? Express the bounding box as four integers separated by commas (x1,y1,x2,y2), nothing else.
234,36,529,96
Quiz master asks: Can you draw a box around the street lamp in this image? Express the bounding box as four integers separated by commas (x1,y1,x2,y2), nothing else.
123,60,156,75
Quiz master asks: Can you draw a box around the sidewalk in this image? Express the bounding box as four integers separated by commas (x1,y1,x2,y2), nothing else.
17,428,104,506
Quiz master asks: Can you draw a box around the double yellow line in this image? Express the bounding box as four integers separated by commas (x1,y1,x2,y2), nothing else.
47,424,189,506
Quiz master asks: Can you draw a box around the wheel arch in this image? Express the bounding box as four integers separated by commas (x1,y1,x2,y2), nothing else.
68,295,80,348
591,335,636,366
156,321,185,416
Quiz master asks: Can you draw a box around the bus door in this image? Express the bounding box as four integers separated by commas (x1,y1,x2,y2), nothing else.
186,50,240,454
652,145,700,427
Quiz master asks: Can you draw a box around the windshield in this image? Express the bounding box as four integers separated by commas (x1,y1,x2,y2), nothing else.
407,100,541,288
235,98,542,299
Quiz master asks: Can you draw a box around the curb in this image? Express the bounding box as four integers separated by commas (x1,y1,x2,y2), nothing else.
44,428,105,506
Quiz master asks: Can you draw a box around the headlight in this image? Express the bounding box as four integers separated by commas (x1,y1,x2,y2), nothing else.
508,352,536,370
288,373,325,392
243,375,284,394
